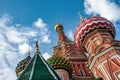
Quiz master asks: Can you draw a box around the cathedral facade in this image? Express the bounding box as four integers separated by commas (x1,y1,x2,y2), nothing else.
16,16,120,80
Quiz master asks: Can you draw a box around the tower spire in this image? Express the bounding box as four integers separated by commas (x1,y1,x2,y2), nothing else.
55,24,71,44
35,41,39,53
78,10,84,20
28,45,30,56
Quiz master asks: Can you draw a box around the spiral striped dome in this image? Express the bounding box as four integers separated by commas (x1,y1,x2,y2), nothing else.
74,16,115,49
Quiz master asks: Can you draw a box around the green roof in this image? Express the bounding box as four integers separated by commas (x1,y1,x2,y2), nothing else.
17,52,61,80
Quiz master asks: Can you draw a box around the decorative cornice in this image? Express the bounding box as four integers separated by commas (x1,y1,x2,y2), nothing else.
89,46,120,69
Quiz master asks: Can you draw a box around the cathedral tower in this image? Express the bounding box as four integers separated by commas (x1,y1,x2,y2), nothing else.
74,16,120,80
48,24,94,80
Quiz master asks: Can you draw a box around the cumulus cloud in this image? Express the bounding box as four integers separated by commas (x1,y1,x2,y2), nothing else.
33,18,51,43
42,35,51,43
84,0,120,22
33,18,46,28
18,43,31,54
0,14,51,80
67,30,74,41
42,52,51,60
0,68,16,80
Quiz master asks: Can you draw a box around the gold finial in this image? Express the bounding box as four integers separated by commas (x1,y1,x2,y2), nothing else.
78,10,84,20
28,45,30,56
35,41,39,53
54,24,63,31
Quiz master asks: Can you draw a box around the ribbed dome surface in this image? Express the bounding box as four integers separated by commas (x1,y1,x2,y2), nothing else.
47,56,73,76
74,16,115,49
15,56,31,76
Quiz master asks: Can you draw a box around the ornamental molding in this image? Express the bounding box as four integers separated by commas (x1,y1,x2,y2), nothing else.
89,46,120,69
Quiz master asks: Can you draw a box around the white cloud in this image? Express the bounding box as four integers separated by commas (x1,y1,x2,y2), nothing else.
84,0,120,41
5,27,27,44
0,14,11,27
33,18,46,28
5,26,38,44
0,68,16,80
0,14,51,80
67,30,74,41
18,43,30,54
42,52,51,60
84,0,120,22
33,18,51,43
42,35,51,43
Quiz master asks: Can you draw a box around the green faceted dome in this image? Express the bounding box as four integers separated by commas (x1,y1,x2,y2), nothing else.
47,56,73,76
15,55,31,77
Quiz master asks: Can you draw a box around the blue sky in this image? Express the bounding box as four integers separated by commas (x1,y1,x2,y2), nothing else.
0,0,120,80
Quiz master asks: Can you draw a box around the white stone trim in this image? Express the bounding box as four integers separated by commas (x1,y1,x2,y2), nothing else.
96,55,118,70
102,65,112,80
29,54,37,80
89,46,120,69
72,75,94,78
95,62,108,79
113,70,120,80
111,58,120,69
116,56,120,63
38,53,58,80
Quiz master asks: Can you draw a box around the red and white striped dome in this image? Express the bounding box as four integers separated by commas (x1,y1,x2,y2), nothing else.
74,16,115,49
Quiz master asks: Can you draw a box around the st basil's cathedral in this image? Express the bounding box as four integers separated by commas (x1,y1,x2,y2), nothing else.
15,16,120,80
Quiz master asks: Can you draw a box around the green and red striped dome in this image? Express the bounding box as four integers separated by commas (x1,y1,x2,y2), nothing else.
74,16,115,49
15,55,31,76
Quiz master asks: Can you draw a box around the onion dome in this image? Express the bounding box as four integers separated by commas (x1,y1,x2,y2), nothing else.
54,24,72,44
55,24,63,31
47,56,73,76
15,55,31,77
74,16,115,49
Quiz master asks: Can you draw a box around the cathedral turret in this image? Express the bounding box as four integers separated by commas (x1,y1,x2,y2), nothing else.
55,24,72,44
47,56,73,80
74,16,115,63
74,16,120,80
15,50,31,77
53,24,94,80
